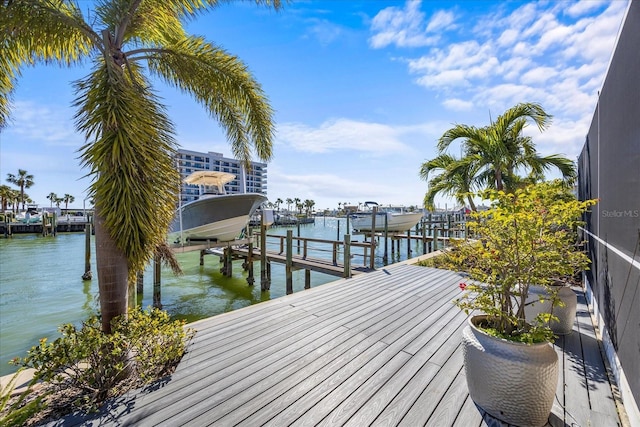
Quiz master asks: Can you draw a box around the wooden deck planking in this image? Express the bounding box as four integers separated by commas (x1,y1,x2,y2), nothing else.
55,264,624,427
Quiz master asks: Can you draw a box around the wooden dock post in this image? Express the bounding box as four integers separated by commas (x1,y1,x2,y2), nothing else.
260,215,270,291
383,215,389,265
422,220,427,254
304,269,311,289
153,255,162,309
391,235,395,260
343,234,351,278
225,246,233,277
246,241,254,286
285,230,293,295
82,224,92,280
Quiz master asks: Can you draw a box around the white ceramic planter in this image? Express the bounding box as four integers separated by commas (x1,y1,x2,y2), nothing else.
525,285,577,335
462,315,559,427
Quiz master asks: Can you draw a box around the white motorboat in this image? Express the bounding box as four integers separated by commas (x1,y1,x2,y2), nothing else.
170,171,267,243
351,201,423,233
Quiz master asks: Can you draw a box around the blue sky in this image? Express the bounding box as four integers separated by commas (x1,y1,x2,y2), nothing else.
0,0,630,211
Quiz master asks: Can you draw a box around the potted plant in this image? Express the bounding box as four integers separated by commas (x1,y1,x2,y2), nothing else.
442,180,596,426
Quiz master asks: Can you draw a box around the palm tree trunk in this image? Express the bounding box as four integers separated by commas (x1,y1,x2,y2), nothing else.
94,204,129,333
466,194,477,212
495,170,503,191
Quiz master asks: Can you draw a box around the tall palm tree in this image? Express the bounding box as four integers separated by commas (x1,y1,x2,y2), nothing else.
47,192,58,208
275,197,283,212
437,103,576,193
286,198,293,213
6,169,34,211
2,0,281,333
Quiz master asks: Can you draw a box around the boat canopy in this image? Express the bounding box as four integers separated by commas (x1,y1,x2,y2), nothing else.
184,171,236,195
184,171,236,186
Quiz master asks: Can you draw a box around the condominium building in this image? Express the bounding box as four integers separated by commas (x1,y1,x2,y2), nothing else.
175,149,267,204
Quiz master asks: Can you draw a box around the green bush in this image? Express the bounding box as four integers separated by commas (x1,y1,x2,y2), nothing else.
424,181,596,343
11,308,194,415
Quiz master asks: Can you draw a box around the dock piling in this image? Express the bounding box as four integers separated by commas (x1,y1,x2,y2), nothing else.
285,230,293,295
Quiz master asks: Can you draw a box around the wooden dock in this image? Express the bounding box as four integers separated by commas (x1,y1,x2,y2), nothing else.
223,245,373,277
0,219,90,236
57,263,626,426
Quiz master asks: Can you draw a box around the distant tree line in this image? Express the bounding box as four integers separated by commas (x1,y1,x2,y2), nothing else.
264,197,316,217
1,168,74,212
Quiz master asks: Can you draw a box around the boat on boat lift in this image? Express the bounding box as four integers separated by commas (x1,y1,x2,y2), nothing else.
350,201,423,233
169,171,267,244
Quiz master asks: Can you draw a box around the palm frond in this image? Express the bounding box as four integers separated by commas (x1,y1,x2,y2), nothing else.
142,36,275,165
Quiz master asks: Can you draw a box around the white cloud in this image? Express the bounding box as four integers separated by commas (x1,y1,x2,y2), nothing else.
307,19,345,46
277,119,413,155
425,10,455,32
562,1,628,62
8,101,81,146
369,0,452,48
378,0,627,164
565,0,608,18
520,66,558,85
442,98,474,112
497,28,518,47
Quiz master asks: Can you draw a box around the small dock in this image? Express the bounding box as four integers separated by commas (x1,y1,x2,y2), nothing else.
58,263,626,427
1,218,91,236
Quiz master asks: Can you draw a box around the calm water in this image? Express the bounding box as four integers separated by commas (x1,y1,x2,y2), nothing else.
0,217,425,376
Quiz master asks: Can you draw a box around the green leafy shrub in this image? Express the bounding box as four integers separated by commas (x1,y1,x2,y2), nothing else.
11,308,194,417
429,181,596,343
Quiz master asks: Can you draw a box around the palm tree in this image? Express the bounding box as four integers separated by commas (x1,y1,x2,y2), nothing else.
47,192,58,208
286,198,293,213
303,199,315,217
438,103,576,198
275,197,283,212
63,194,75,213
2,0,281,333
5,169,34,211
420,153,479,211
437,103,576,193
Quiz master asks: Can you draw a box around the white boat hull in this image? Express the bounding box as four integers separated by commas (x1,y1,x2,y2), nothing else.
170,193,266,243
351,212,423,233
